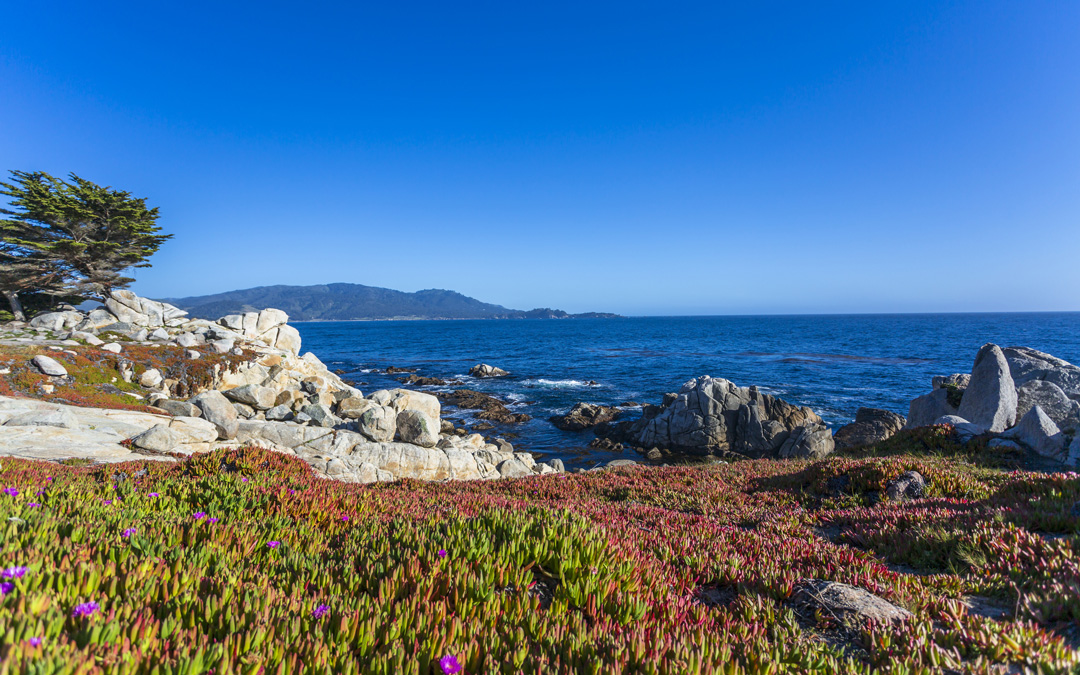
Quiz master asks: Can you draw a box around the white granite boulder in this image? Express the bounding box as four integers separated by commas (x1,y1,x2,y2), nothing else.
956,344,1017,433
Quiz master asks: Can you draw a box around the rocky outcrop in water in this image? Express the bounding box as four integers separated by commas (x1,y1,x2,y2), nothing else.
436,389,531,424
469,363,510,378
550,403,622,431
600,376,833,459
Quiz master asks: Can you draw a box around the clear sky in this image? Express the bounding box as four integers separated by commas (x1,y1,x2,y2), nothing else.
1,1,1077,315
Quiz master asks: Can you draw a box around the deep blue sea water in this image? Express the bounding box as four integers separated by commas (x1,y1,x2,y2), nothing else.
295,314,1080,468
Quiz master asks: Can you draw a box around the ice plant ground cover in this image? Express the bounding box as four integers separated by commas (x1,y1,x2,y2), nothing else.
0,426,1077,673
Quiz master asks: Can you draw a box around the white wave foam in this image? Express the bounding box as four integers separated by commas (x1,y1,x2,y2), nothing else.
521,378,602,389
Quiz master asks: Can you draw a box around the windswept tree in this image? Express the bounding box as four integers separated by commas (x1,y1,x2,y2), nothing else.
0,171,171,318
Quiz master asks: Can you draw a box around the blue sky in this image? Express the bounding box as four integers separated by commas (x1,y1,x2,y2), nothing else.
2,1,1077,315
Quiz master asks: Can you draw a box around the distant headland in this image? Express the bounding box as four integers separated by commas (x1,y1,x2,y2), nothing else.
160,283,621,321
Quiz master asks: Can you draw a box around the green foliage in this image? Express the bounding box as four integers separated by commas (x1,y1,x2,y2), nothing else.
0,447,1077,673
0,170,171,306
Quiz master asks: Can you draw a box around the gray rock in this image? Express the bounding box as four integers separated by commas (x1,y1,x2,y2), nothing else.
74,308,120,332
905,389,959,429
357,405,396,442
606,459,639,468
223,384,278,410
469,363,510,378
190,390,239,440
157,400,201,418
71,331,104,346
885,471,927,501
1003,346,1080,398
4,409,79,429
102,343,122,354
1067,435,1080,467
397,409,438,447
232,402,256,419
833,408,905,450
957,344,1017,433
149,327,170,341
933,373,971,390
776,424,835,459
548,458,565,473
185,349,201,360
174,332,199,348
128,424,180,453
338,396,378,419
265,404,294,421
31,355,68,377
29,311,83,332
210,339,235,354
1016,380,1080,431
987,438,1024,452
1002,405,1066,460
794,580,911,625
300,404,337,428
497,457,533,478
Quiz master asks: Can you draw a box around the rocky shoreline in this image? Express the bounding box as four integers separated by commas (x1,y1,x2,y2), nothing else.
3,291,1079,477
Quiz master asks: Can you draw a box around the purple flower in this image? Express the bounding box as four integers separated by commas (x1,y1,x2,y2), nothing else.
35,490,45,496
121,528,137,538
72,601,100,618
439,654,463,674
3,488,18,497
341,515,349,522
241,477,249,482
148,492,160,498
437,549,448,559
312,603,330,619
27,503,40,508
192,512,207,520
2,566,28,579
207,517,220,524
267,541,281,549
27,636,42,647
102,500,113,506
46,477,52,482
288,489,295,495
0,582,14,595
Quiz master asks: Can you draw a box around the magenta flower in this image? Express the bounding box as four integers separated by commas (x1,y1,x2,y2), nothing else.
3,488,18,497
192,511,207,520
267,541,281,549
437,549,448,559
35,490,45,496
288,489,295,495
241,477,249,482
121,528,137,538
312,603,330,619
439,654,462,674
2,566,28,579
71,601,100,618
102,500,113,506
148,492,160,498
0,582,14,595
207,517,220,524
341,515,349,522
28,637,42,647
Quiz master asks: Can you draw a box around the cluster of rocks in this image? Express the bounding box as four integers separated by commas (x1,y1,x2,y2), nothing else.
550,403,623,431
595,376,835,460
2,292,563,483
436,389,531,424
905,344,1080,465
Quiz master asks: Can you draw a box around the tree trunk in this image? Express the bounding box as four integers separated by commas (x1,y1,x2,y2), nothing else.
2,290,26,321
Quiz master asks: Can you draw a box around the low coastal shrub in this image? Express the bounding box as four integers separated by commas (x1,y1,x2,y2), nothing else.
0,446,1077,673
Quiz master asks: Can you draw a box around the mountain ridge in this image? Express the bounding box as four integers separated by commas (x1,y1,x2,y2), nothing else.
160,283,620,321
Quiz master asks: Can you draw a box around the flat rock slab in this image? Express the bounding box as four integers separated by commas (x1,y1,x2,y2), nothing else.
794,580,912,625
0,425,174,463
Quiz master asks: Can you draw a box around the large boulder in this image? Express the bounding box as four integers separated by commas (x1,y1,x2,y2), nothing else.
469,364,509,378
632,376,831,458
550,403,621,431
397,409,439,448
357,405,396,442
223,384,278,411
29,311,83,332
1003,346,1080,400
1002,405,1066,460
956,344,1017,433
189,390,239,440
833,408,905,450
4,409,79,429
128,425,180,453
31,355,68,377
104,290,187,328
1016,380,1080,431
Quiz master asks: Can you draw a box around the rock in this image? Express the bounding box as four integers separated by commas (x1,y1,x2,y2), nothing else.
633,376,828,458
139,368,163,389
128,424,180,453
185,349,201,360
300,403,337,428
157,400,202,418
957,344,1017,433
149,327,170,341
398,374,446,386
210,339,235,354
358,405,397,442
256,308,289,334
73,308,120,332
29,311,82,332
168,416,218,443
436,389,530,424
606,459,639,468
1003,346,1080,399
31,355,68,377
273,325,302,355
382,389,441,422
102,342,122,354
232,402,256,419
833,408,906,450
190,390,239,440
338,396,378,419
1067,435,1080,467
497,457,533,478
1016,380,1080,431
71,331,104,346
469,363,510,378
548,458,565,473
223,384,278,410
264,405,293,421
933,373,971,390
905,389,959,429
1002,406,1066,460
175,332,199,348
885,471,927,501
794,580,911,625
550,403,622,431
4,410,79,429
987,438,1024,452
397,409,438,448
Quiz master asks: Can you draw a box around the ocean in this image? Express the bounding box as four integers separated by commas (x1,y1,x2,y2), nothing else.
295,313,1080,468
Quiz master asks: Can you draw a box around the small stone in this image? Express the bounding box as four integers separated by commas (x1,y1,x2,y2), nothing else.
31,354,68,377
186,349,201,360
102,343,122,354
157,400,201,417
794,580,911,625
139,368,163,388
885,471,927,501
265,404,293,421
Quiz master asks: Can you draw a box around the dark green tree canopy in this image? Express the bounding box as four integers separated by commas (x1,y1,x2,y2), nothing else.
0,171,171,307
